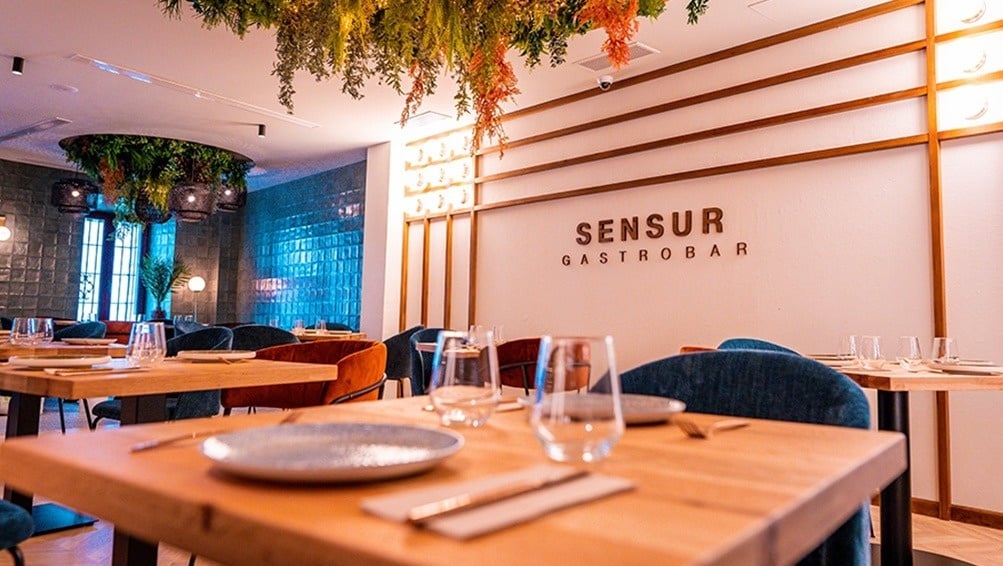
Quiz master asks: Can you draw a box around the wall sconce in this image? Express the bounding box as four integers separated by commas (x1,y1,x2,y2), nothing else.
957,39,987,75
188,276,207,321
959,85,990,120
0,215,11,241
958,0,987,24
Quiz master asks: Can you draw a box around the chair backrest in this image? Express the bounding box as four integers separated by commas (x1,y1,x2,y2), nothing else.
383,325,425,381
53,321,107,340
222,340,385,409
174,319,209,336
497,337,542,393
231,324,300,351
0,317,12,330
325,322,354,332
620,350,869,565
408,327,446,396
168,326,234,420
0,500,34,553
717,337,800,356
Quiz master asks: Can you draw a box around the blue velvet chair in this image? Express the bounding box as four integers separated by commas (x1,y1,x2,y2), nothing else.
382,325,424,398
0,317,12,330
231,324,300,351
0,500,33,566
53,320,107,340
717,336,800,355
620,350,870,566
408,327,446,396
87,326,234,428
325,322,354,332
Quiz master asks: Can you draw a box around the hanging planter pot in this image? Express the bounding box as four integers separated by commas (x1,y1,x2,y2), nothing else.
134,190,172,224
50,178,99,214
216,185,246,212
168,183,214,223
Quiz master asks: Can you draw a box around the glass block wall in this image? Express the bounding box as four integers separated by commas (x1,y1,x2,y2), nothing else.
237,161,366,330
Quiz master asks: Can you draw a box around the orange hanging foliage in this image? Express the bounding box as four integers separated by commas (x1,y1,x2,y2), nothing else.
581,0,640,69
469,40,521,154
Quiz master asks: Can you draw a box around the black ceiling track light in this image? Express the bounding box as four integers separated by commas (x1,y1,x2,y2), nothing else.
11,56,24,75
49,178,98,214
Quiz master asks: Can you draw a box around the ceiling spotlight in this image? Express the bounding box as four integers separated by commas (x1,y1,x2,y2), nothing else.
257,124,266,138
11,56,24,76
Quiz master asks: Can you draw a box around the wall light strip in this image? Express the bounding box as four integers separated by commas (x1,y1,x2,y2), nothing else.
68,54,321,129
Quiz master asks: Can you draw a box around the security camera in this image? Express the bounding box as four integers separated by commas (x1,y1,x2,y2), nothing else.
597,75,613,91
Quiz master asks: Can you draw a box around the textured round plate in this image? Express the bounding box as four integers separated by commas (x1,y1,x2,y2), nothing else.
176,350,256,361
61,338,117,345
200,423,465,483
518,393,686,425
8,355,112,368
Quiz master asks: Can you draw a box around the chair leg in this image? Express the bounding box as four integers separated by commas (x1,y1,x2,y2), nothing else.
222,407,232,416
188,553,197,566
57,398,67,434
397,380,404,399
8,545,25,566
81,399,97,430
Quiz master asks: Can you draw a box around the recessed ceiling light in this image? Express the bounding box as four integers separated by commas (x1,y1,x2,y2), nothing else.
574,42,660,72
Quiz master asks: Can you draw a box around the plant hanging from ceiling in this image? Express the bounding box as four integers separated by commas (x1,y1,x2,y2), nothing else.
59,134,252,234
159,0,713,152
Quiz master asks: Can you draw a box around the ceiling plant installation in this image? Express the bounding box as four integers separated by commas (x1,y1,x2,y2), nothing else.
59,134,252,233
158,0,713,152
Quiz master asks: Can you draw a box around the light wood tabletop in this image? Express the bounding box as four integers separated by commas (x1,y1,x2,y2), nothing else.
294,330,367,342
0,342,126,360
0,396,906,566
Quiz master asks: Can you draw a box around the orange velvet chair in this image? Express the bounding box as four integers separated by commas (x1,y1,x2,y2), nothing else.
497,337,542,394
220,340,387,412
679,345,716,354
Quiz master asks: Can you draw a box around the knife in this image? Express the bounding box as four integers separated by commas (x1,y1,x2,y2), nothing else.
407,468,589,525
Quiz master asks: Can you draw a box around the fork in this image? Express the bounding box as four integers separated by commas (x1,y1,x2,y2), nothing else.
674,417,749,439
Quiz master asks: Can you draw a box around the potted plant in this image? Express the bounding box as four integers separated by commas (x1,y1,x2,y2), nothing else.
140,255,192,319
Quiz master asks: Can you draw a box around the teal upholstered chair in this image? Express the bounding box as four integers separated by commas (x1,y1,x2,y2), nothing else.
325,321,354,332
53,321,107,340
87,326,233,428
0,500,33,566
717,336,800,355
408,327,446,396
382,325,425,398
620,350,870,566
231,324,300,351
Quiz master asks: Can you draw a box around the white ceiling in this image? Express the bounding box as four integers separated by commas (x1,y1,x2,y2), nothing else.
0,0,880,189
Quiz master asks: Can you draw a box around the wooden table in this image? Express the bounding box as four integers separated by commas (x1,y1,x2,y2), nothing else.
0,342,126,360
294,330,367,342
0,357,338,542
0,396,905,566
840,366,1003,566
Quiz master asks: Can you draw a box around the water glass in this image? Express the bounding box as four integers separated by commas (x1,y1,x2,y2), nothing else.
9,317,41,346
858,335,885,370
126,322,167,367
36,318,54,343
268,317,280,328
530,336,624,463
896,336,923,371
292,319,305,336
931,337,960,363
428,330,500,427
837,335,859,361
315,318,327,334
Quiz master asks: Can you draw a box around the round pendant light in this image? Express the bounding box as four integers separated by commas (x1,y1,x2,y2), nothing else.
216,185,246,212
50,178,99,214
168,183,214,223
134,191,172,224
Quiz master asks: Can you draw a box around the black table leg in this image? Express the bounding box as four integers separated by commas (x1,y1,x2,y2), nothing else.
878,390,913,566
3,393,97,535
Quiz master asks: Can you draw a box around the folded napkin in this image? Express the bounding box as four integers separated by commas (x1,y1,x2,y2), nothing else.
361,464,634,539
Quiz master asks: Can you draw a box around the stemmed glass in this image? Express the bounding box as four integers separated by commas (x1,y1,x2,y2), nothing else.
126,322,167,367
530,336,624,463
896,336,923,371
428,329,500,427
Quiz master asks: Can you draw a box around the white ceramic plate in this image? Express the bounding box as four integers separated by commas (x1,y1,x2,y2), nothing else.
927,362,1003,376
518,393,686,425
200,423,464,483
176,350,257,361
8,355,112,368
61,338,118,345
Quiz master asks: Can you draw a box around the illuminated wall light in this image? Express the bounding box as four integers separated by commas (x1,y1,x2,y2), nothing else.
0,215,11,241
959,39,987,74
958,0,987,24
959,85,990,121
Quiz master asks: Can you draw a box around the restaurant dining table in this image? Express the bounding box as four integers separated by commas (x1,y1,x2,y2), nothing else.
0,396,905,566
294,330,368,342
0,357,339,541
0,341,126,360
837,363,1003,566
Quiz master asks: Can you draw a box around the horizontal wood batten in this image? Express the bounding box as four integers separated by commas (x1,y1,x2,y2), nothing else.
475,135,927,213
479,40,925,155
911,498,1003,531
478,0,924,156
476,86,926,184
404,210,472,225
938,121,1003,141
935,17,1003,42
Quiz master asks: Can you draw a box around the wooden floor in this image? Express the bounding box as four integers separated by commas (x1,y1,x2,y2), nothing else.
3,399,1003,565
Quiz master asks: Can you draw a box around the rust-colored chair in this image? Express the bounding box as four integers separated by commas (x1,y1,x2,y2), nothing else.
679,345,716,354
220,340,387,412
497,338,542,394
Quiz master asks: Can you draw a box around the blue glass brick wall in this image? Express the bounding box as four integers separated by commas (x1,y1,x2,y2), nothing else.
237,161,366,330
145,220,177,318
0,159,86,319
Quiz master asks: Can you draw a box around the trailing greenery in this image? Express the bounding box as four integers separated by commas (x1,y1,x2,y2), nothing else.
60,134,251,232
140,255,192,315
159,0,712,151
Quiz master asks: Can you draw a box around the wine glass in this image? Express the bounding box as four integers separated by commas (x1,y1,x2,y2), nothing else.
896,336,923,371
126,322,167,367
858,336,885,370
428,330,500,427
930,337,960,363
530,336,625,463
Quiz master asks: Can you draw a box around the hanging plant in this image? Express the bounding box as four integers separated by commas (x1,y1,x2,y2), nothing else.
159,0,712,152
60,134,252,233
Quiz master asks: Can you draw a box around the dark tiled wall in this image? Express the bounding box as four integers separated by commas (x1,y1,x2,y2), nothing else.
0,159,84,318
237,162,366,330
